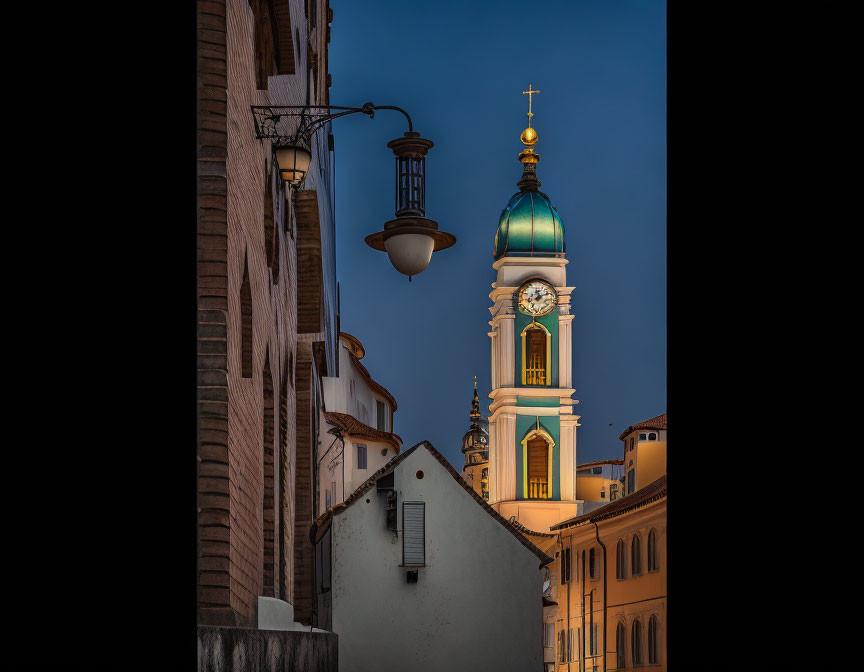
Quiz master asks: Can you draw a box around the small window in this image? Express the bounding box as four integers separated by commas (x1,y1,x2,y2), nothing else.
627,469,636,494
616,622,626,669
616,539,627,580
648,432,657,441
357,444,367,470
376,400,386,431
639,432,647,441
560,547,572,584
325,488,331,509
402,501,425,566
632,533,642,575
648,528,659,571
590,623,598,656
544,623,555,647
569,628,576,661
632,619,644,666
592,466,602,475
648,615,660,664
589,547,599,580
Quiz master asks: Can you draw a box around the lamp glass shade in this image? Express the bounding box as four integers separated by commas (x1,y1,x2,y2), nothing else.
384,233,435,276
275,145,312,184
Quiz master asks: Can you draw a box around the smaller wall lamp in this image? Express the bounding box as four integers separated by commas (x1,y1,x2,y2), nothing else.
274,142,312,186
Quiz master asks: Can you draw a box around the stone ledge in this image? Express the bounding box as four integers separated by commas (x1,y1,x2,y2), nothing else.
197,625,337,672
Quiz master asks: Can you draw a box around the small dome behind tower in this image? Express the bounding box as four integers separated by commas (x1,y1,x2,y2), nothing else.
461,377,490,500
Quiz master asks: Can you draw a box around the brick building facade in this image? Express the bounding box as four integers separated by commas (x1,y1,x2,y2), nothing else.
197,0,337,634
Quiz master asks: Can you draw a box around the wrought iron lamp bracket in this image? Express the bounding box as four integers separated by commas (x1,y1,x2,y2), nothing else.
250,103,414,147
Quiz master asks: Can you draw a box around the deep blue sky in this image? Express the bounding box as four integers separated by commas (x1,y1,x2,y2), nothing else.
328,0,665,469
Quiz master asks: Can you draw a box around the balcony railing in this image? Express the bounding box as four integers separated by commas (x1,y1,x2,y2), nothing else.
529,477,548,499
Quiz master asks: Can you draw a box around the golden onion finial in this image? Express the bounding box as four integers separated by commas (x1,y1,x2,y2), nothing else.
519,84,540,163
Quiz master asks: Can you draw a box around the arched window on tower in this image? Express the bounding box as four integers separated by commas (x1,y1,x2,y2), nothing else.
521,322,550,386
526,434,550,499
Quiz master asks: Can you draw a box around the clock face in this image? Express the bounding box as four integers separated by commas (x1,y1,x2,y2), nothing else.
517,279,557,317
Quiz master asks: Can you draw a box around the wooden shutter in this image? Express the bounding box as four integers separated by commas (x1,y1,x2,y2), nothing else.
402,501,425,566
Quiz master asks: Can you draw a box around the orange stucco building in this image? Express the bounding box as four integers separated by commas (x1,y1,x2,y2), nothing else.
542,414,667,672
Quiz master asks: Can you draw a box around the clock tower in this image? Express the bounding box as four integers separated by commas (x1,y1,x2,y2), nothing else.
486,93,584,533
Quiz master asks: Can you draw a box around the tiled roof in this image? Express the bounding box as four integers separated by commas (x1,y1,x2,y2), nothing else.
507,516,556,538
618,413,667,441
576,459,624,469
348,351,398,411
316,441,554,567
339,331,366,359
550,475,667,531
324,412,402,452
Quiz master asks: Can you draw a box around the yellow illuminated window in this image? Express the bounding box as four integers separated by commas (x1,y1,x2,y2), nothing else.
525,328,546,385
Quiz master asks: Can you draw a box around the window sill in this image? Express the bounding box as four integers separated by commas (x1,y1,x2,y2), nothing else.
399,563,427,568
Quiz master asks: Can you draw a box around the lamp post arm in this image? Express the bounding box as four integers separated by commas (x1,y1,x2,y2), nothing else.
250,102,414,143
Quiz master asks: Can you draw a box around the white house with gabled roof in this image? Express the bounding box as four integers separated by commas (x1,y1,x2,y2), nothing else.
311,440,552,672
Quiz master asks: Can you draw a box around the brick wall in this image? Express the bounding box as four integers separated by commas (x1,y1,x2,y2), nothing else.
199,0,332,629
198,0,232,626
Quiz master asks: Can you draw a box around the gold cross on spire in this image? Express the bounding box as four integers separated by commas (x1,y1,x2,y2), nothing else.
522,84,540,127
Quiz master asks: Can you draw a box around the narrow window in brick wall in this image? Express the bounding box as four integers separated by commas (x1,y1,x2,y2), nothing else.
241,253,253,378
251,0,278,90
278,359,289,601
356,444,367,470
262,350,276,597
273,0,295,74
264,165,274,269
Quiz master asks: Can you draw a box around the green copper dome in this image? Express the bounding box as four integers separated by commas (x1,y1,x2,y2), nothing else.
493,190,565,260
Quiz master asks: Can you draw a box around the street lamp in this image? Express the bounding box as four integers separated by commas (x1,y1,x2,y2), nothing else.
250,102,455,279
364,132,455,280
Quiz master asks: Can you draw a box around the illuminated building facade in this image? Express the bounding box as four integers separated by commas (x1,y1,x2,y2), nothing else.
543,414,667,672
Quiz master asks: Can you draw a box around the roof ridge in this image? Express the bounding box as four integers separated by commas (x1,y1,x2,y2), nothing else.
550,475,667,531
327,440,553,567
